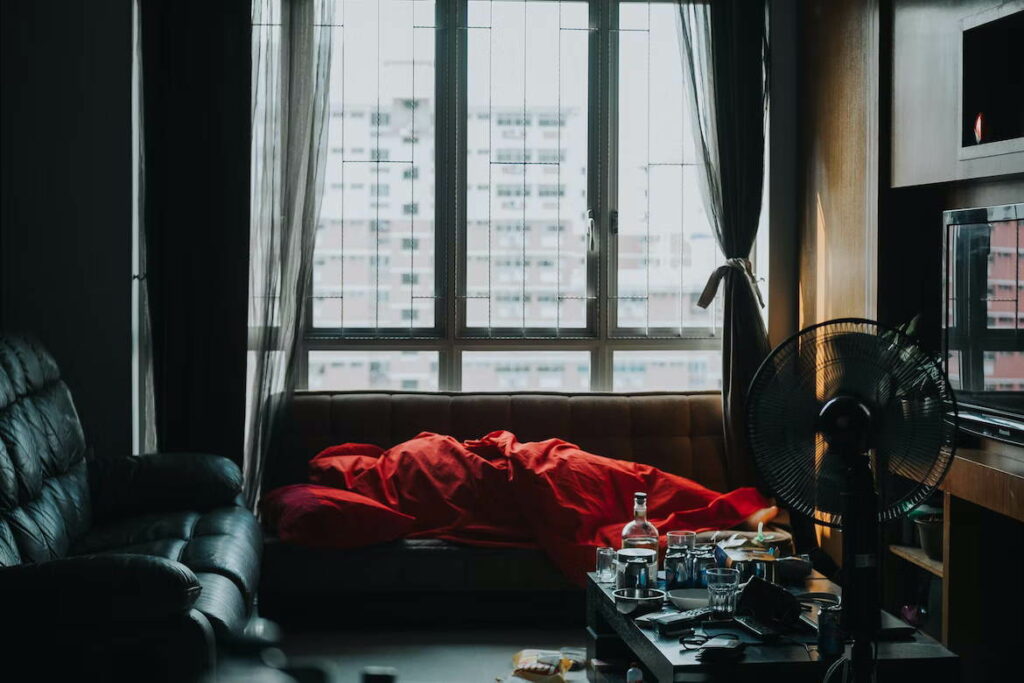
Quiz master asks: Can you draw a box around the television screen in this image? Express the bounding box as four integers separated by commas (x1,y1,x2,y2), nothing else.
943,204,1024,424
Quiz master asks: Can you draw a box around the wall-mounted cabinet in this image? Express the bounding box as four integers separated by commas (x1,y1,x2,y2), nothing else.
960,7,1024,151
891,0,1024,187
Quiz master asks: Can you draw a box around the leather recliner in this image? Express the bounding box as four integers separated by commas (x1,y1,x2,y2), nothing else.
0,334,262,681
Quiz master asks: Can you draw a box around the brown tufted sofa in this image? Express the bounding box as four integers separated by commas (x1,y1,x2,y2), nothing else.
259,390,750,626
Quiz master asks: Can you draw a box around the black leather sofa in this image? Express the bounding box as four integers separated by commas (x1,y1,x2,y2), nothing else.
0,335,262,681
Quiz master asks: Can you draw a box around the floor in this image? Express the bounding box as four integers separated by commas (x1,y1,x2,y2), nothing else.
283,628,588,683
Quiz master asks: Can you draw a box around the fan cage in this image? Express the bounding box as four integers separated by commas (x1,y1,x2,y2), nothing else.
746,318,958,528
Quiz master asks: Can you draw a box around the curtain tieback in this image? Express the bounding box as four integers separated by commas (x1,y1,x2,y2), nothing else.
696,257,766,309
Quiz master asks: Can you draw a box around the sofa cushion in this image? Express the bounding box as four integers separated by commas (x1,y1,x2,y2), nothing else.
73,506,262,606
0,553,202,623
89,452,244,522
193,571,248,636
0,336,90,565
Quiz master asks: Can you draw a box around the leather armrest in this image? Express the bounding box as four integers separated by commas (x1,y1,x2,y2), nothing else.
90,452,243,520
0,554,201,624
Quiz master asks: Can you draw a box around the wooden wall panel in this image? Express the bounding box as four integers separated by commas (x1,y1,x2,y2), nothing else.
798,0,881,563
799,0,879,332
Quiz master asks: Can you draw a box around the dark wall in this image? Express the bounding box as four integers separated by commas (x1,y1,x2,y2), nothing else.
1,0,133,457
876,184,947,350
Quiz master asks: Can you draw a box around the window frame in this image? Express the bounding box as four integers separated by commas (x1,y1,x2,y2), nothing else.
300,0,754,392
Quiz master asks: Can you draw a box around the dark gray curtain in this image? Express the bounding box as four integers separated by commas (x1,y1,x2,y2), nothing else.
244,0,334,510
678,0,770,489
142,0,252,464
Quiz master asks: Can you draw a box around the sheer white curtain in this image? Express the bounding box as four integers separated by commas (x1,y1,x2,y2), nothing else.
245,0,334,509
132,0,158,455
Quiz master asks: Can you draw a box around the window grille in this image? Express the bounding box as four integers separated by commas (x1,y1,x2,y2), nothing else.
272,0,768,393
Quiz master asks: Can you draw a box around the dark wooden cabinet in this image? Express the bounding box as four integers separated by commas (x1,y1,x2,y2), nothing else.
886,437,1024,682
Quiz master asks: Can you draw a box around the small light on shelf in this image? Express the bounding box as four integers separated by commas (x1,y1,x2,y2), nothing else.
974,112,984,144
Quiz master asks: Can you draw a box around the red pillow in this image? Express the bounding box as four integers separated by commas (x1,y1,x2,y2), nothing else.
309,442,384,489
261,484,415,549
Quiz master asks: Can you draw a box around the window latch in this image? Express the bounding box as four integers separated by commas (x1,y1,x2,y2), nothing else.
586,209,598,252
609,210,618,236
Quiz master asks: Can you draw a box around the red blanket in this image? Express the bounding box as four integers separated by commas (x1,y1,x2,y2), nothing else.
264,431,769,585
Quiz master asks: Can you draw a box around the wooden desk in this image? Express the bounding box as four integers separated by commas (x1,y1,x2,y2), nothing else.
941,444,1024,524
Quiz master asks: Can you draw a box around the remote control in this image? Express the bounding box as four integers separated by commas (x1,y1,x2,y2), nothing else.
651,607,716,636
733,615,780,641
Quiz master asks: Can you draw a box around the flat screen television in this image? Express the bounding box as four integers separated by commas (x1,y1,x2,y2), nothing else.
942,203,1024,445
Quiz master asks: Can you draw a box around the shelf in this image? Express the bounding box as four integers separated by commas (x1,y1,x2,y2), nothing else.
889,544,943,578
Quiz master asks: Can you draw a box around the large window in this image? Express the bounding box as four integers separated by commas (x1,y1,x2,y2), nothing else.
302,0,767,392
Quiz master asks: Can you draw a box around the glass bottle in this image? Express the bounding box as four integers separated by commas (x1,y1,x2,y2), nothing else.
621,492,659,566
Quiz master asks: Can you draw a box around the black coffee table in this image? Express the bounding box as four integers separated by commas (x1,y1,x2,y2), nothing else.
585,572,958,682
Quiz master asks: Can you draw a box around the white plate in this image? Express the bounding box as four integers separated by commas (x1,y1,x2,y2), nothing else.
667,588,709,611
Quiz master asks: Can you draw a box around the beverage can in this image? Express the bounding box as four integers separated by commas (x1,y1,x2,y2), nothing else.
818,604,845,658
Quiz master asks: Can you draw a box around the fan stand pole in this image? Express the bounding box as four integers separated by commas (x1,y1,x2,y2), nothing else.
841,455,881,683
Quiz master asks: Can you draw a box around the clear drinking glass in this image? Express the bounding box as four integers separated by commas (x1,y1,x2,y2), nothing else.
667,531,697,551
665,531,698,589
596,547,617,583
705,567,740,616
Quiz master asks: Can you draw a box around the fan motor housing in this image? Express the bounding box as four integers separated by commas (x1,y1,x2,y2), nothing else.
819,395,874,457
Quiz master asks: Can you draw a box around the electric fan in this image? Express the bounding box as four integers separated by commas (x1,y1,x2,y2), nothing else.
747,318,958,682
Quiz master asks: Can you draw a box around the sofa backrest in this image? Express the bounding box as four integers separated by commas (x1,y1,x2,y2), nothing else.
0,335,91,566
270,390,728,493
